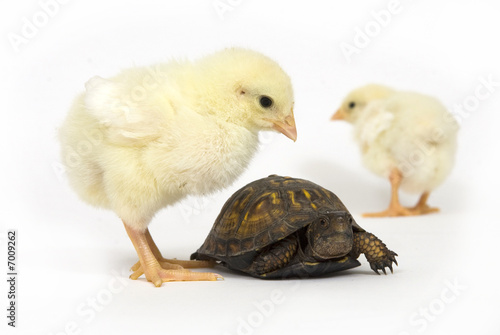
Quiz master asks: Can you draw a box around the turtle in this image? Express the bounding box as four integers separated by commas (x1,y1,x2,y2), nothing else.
191,175,398,279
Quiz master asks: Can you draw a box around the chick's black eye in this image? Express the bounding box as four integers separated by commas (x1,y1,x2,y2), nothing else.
348,102,356,109
259,96,273,108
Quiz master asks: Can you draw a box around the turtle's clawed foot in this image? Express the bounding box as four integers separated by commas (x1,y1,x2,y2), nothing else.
369,250,398,275
353,232,398,275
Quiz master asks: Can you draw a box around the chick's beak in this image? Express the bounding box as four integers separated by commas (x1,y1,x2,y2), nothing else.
271,113,297,142
331,109,346,121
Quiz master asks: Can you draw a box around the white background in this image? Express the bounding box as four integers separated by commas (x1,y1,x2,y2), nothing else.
1,1,500,334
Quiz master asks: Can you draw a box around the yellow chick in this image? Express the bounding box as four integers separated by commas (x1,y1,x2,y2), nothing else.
59,48,296,286
332,84,458,217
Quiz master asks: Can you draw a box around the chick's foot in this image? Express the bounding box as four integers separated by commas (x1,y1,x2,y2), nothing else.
162,258,216,268
408,192,440,215
124,222,222,287
131,259,215,272
407,204,440,215
363,204,439,217
129,227,215,272
130,262,223,286
362,205,414,217
363,168,439,217
130,260,182,272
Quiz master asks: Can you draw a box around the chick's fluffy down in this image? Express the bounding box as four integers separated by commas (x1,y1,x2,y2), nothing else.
341,85,458,194
59,48,294,229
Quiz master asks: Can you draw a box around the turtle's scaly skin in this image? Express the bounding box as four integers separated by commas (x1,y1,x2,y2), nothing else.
251,236,298,275
351,232,398,274
192,175,398,278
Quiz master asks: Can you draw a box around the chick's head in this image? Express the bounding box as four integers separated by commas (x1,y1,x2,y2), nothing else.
332,84,395,123
197,48,296,141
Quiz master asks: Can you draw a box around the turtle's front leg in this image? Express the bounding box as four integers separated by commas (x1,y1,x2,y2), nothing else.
351,232,398,274
251,235,298,275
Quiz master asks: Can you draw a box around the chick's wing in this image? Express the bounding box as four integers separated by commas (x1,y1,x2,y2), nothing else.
84,75,173,145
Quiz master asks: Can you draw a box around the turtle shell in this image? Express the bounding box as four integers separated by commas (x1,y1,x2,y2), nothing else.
194,175,364,259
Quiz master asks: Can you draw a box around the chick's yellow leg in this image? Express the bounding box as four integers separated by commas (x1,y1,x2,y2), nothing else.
123,222,222,287
130,229,215,271
409,192,440,215
363,168,414,218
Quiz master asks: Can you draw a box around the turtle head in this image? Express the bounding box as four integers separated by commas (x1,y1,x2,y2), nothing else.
305,211,354,260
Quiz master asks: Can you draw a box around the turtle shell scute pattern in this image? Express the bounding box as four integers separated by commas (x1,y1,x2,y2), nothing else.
197,175,353,257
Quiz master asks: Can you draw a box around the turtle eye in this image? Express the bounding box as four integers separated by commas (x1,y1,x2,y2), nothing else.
319,218,328,227
348,101,355,109
259,96,273,108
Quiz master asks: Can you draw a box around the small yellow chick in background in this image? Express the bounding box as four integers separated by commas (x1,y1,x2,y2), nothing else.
59,48,296,286
332,84,458,217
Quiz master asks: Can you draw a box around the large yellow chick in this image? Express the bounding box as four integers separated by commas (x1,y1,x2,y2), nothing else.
59,48,296,286
332,84,458,217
